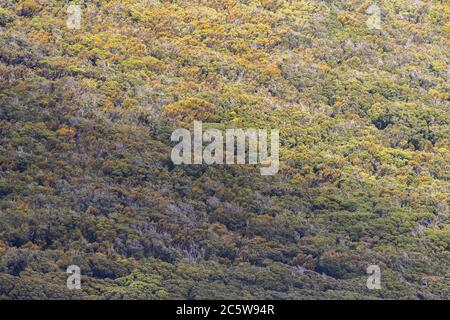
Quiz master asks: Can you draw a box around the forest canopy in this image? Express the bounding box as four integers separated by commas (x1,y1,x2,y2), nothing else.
0,0,449,299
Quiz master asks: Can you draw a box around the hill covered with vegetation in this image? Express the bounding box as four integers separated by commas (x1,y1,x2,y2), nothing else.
0,0,449,299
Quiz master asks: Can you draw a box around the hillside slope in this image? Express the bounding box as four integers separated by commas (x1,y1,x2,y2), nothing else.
0,0,449,299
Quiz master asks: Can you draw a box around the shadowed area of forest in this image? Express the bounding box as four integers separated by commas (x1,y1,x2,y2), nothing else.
0,0,449,299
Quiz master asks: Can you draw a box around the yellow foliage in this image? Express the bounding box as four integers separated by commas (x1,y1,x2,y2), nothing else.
123,98,139,109
22,242,40,250
318,62,332,73
0,240,6,253
56,126,76,138
162,97,220,125
16,0,40,17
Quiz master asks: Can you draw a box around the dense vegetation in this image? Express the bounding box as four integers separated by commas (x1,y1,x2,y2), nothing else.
0,0,449,299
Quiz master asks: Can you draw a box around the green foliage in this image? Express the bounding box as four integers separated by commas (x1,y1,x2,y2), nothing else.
0,0,448,300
